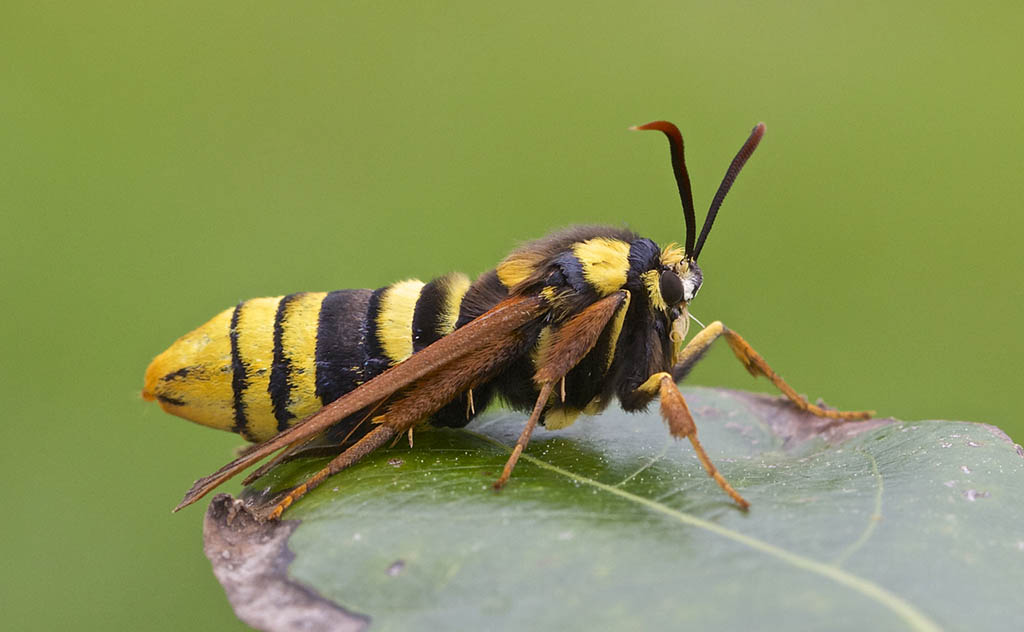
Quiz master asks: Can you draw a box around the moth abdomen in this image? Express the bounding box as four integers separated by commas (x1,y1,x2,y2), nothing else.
144,273,473,441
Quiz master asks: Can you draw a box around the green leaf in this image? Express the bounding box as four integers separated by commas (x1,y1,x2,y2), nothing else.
206,387,1024,631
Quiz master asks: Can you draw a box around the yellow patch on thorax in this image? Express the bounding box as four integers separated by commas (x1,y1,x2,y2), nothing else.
377,279,426,363
603,289,631,370
531,325,553,369
660,243,686,268
544,407,581,430
642,269,667,312
643,244,688,312
545,396,606,430
496,253,543,289
573,238,631,295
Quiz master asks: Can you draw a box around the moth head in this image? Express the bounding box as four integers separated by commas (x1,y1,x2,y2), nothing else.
655,246,702,307
655,253,702,354
632,118,766,280
660,259,703,305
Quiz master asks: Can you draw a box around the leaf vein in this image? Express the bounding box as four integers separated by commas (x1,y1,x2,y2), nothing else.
831,449,885,566
463,429,941,632
613,439,672,488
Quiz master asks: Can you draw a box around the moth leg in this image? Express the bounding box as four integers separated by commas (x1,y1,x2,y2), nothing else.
494,382,555,489
263,424,397,521
674,321,873,420
639,372,750,509
495,291,630,489
242,436,314,486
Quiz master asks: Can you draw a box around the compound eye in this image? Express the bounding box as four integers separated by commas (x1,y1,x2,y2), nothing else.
659,269,685,305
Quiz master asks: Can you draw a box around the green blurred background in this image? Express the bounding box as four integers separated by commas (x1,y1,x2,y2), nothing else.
3,2,1021,630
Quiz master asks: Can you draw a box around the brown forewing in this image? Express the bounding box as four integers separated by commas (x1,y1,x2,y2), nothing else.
534,292,626,385
176,295,545,511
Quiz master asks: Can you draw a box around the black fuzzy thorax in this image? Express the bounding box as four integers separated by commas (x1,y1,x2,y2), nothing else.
467,226,674,420
317,225,676,441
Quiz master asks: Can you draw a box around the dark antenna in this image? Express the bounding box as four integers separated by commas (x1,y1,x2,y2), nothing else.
631,121,697,257
693,122,766,259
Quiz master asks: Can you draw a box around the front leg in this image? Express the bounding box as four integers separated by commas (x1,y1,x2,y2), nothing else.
674,321,873,420
638,372,749,509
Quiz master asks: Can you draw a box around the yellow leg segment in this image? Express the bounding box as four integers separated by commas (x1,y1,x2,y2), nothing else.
674,321,874,421
643,372,749,509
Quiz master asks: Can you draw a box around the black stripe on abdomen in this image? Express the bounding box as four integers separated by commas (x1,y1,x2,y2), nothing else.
229,302,250,437
412,278,447,352
269,292,301,432
412,273,472,352
363,287,388,366
314,289,374,406
455,269,508,329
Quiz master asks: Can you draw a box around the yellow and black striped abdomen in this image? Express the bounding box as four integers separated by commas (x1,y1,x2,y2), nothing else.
144,227,678,441
144,292,327,441
143,274,470,441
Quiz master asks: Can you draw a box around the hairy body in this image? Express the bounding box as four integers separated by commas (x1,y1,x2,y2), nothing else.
144,226,685,443
145,121,873,519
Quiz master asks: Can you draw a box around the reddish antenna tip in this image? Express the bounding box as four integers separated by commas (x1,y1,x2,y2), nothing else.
630,121,681,135
631,120,696,256
632,119,767,260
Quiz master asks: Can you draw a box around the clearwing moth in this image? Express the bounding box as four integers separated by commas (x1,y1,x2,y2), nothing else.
144,120,872,520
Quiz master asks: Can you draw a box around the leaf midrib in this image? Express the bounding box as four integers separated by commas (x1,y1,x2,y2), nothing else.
464,429,942,632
